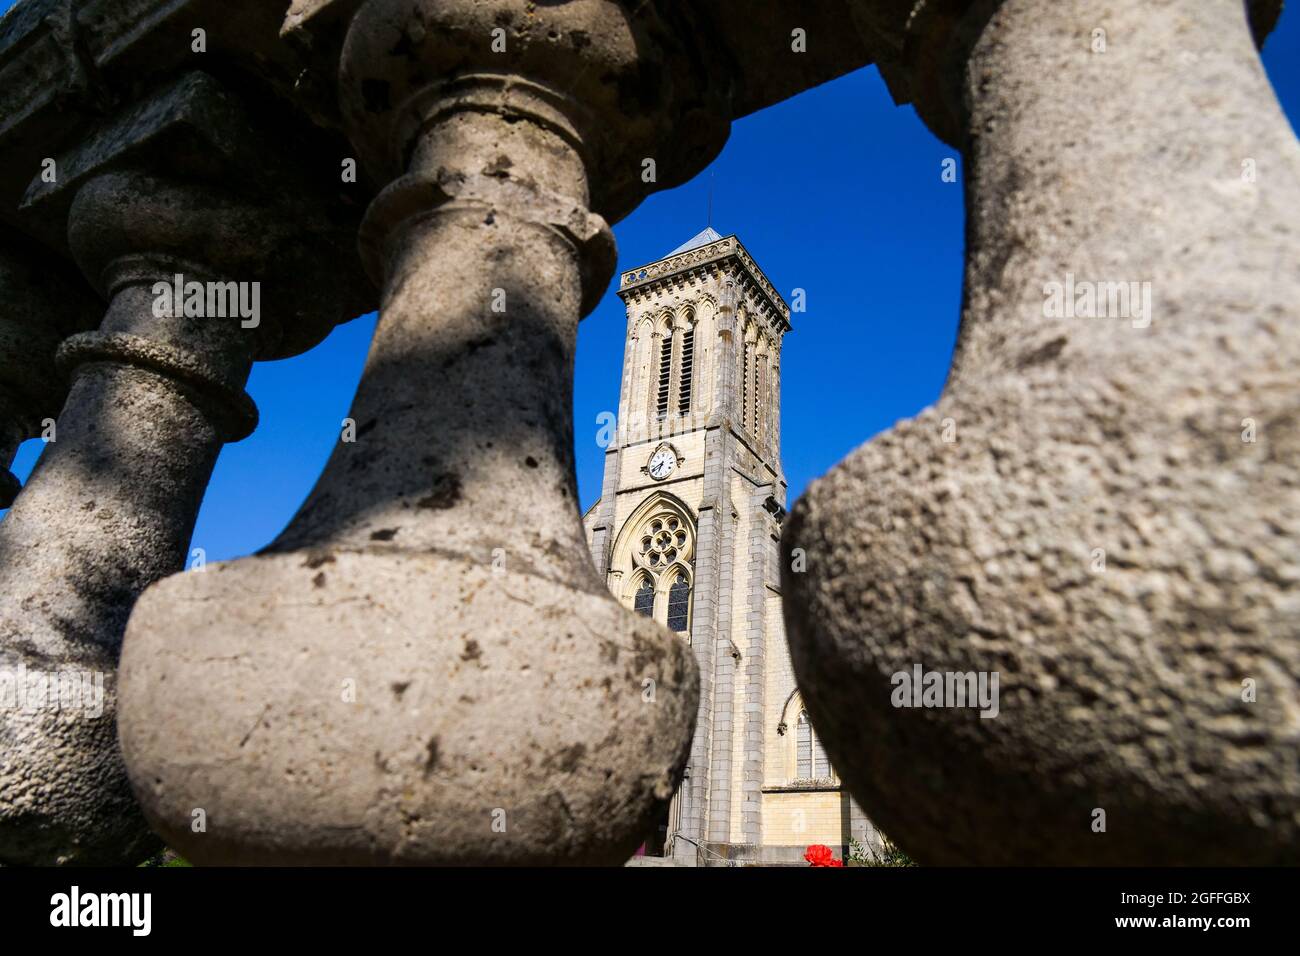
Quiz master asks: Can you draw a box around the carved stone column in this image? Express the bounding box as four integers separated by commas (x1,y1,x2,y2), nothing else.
118,0,731,865
785,0,1299,864
0,170,264,865
0,238,98,507
0,70,365,865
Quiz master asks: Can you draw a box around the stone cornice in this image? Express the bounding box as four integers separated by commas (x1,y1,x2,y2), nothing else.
0,0,364,238
617,234,792,335
0,0,875,249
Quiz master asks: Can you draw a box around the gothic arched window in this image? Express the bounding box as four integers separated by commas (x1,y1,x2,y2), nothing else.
666,572,691,632
796,710,831,780
630,319,653,423
634,578,655,618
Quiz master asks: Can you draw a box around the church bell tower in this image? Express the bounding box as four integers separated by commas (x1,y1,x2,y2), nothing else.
584,229,872,864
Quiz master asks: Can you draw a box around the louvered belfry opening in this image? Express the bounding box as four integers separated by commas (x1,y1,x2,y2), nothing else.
656,330,673,419
677,326,694,414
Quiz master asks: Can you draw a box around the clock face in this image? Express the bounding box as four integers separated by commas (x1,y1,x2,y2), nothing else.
648,448,676,480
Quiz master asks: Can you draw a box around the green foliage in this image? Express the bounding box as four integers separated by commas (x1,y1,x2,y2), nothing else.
139,848,191,867
848,834,916,867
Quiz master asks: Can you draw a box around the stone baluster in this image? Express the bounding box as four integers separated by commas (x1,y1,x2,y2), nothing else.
0,70,365,865
784,0,1300,864
0,238,98,507
0,169,263,865
118,0,732,865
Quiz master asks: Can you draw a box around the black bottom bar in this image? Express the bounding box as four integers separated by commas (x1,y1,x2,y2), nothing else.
2,865,1295,942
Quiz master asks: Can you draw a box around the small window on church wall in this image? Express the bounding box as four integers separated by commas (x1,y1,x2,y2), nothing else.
656,332,673,419
678,327,694,414
814,735,830,779
797,711,831,780
666,572,690,632
634,579,655,617
797,713,811,778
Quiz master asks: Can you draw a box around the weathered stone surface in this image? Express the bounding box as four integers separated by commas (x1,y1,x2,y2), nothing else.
0,171,257,865
0,2,370,239
851,0,1285,147
336,0,732,223
784,0,1300,864
117,0,713,865
282,0,872,224
122,554,697,864
0,68,367,865
120,183,698,862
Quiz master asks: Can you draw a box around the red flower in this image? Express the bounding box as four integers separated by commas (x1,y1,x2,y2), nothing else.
804,844,842,867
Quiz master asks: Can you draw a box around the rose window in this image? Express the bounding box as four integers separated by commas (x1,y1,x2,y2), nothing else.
639,515,689,569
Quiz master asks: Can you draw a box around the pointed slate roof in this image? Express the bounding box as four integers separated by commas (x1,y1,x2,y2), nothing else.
665,226,723,257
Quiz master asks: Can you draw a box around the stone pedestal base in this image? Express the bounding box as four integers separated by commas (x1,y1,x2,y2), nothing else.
119,551,697,865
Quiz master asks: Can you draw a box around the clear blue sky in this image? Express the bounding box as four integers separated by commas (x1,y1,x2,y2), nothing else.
5,6,1298,562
